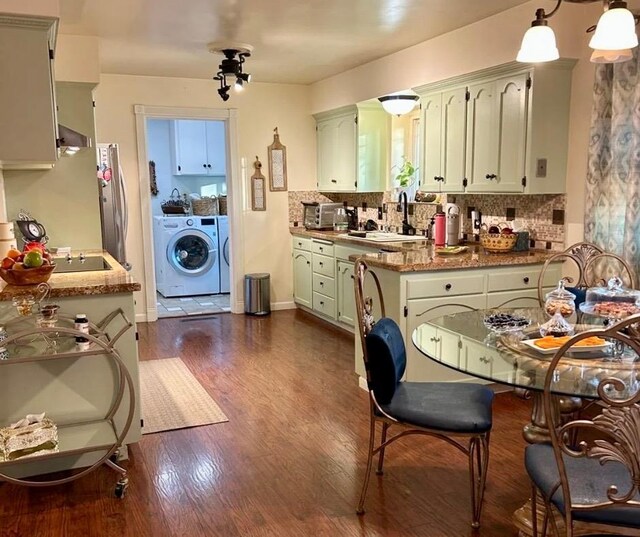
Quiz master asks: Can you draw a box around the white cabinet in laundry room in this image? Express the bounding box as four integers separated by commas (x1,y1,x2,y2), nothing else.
171,119,226,176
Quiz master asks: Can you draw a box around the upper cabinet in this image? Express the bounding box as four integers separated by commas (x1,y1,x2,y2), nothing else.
0,14,59,170
414,60,575,195
171,119,226,176
314,103,389,193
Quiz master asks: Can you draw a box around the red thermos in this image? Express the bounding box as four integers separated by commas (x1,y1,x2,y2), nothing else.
434,212,446,247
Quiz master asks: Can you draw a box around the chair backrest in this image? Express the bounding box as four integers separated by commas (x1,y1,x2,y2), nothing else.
543,314,640,527
537,242,637,305
354,259,406,404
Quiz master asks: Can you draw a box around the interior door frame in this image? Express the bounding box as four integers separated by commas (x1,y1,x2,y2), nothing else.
134,105,243,321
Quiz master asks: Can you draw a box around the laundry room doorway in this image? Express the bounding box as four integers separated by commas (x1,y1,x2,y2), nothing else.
134,106,241,321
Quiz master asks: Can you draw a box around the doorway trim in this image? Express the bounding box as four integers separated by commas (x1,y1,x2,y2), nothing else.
134,105,243,321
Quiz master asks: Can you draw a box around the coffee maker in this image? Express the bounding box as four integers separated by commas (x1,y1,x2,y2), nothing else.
445,203,461,246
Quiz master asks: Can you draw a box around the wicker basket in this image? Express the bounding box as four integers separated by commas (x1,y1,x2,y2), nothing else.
218,196,227,215
480,229,518,253
192,197,218,216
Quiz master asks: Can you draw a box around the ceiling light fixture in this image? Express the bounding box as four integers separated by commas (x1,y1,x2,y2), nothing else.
208,43,253,101
517,0,639,65
378,95,419,116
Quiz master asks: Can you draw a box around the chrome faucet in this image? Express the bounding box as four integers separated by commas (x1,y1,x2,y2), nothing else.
399,191,416,236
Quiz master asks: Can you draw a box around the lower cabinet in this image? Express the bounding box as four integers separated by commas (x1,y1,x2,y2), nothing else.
292,249,312,308
405,294,487,382
336,260,355,327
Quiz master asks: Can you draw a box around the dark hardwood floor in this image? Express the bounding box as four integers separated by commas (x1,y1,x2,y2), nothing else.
0,309,535,537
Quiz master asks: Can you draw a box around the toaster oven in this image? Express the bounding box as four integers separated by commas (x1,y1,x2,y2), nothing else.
302,202,344,230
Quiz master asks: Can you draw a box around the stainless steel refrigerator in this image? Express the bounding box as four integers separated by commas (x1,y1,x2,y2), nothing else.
97,143,131,270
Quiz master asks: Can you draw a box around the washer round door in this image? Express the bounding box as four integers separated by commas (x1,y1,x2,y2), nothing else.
167,229,217,276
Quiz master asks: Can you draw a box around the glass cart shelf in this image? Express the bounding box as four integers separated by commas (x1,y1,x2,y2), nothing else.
0,308,135,498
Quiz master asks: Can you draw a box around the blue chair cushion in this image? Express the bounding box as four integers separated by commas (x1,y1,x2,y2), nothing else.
378,382,493,434
566,286,586,308
365,318,406,404
526,443,640,529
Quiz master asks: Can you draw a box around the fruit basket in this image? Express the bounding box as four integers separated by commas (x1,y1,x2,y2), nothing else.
480,224,517,253
0,264,55,286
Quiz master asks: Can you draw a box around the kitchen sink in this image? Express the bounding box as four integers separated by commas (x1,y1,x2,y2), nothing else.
344,232,423,243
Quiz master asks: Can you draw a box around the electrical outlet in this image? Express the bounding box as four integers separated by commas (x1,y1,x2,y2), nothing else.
377,207,383,219
536,158,547,178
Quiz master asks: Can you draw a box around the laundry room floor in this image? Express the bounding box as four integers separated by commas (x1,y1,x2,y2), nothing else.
156,293,231,318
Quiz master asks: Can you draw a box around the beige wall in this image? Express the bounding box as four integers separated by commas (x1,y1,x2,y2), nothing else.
55,35,101,84
310,1,600,241
4,82,102,249
93,75,316,317
0,0,59,17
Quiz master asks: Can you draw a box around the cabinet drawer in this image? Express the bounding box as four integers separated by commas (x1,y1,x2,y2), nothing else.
313,274,335,298
313,292,336,318
407,274,486,299
312,254,335,277
292,236,312,252
312,240,334,257
334,243,377,261
487,267,550,292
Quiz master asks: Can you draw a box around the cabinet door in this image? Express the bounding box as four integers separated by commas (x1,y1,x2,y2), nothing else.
405,294,486,382
205,121,226,176
337,261,355,327
357,108,389,192
421,93,443,191
172,120,209,175
441,88,467,193
493,74,528,193
465,82,498,192
332,114,357,191
316,119,335,191
292,250,312,308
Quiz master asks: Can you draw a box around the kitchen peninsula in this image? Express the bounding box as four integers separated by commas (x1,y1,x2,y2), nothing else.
0,251,141,478
291,229,561,384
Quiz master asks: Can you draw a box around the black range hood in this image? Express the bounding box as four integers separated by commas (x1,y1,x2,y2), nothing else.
57,124,92,155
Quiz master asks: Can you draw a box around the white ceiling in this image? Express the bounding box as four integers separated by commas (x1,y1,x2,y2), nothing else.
59,0,532,85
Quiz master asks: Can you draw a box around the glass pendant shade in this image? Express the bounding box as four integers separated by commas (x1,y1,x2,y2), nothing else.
378,95,419,116
517,25,560,62
590,48,633,63
589,6,638,50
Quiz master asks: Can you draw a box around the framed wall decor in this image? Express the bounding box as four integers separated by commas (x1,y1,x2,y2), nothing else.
267,127,287,192
251,156,267,211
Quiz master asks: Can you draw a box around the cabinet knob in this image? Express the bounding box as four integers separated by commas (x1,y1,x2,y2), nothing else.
434,175,439,182
307,261,310,265
479,356,491,364
331,179,337,183
319,262,323,266
320,301,324,305
203,164,207,168
485,174,491,179
207,164,212,168
429,336,441,343
445,283,452,291
320,281,324,286
523,277,530,284
319,247,323,252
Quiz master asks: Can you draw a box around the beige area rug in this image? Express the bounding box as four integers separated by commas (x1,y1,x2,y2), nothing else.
139,357,228,434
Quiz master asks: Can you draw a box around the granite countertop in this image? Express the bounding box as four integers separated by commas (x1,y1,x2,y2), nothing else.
0,250,141,300
290,228,556,272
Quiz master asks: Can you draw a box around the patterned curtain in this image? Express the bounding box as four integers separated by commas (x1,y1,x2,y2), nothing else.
585,49,640,282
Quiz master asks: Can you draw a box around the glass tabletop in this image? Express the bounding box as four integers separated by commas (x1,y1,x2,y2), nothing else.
412,307,640,399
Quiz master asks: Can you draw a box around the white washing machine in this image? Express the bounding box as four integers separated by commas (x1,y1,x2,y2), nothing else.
154,216,220,297
217,215,230,293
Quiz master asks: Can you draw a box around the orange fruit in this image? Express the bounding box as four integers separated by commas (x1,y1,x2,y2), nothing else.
6,248,21,260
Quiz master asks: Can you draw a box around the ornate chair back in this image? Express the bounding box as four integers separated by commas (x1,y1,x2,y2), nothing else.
543,313,640,530
538,242,636,305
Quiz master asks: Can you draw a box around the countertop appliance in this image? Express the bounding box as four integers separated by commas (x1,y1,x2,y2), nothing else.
345,208,358,231
446,203,461,246
154,216,220,297
54,254,112,273
302,202,343,230
217,215,230,294
97,143,131,270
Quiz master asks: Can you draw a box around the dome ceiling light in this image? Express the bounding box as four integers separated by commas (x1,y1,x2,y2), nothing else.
208,43,253,101
378,95,419,116
516,0,639,65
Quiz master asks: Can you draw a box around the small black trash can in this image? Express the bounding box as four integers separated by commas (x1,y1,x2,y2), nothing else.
244,273,271,315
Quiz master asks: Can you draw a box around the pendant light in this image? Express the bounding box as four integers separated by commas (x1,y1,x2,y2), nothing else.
378,95,419,116
517,3,561,63
589,1,638,50
590,48,633,63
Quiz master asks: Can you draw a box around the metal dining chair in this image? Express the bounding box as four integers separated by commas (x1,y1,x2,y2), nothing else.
353,259,494,529
526,313,640,536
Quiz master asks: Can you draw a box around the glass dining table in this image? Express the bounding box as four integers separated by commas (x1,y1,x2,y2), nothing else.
412,307,640,537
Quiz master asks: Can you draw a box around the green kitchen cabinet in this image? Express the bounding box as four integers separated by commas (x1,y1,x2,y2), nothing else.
292,249,312,309
314,102,390,193
336,260,355,327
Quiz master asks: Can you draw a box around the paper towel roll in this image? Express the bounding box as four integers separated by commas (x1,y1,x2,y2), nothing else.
0,223,14,241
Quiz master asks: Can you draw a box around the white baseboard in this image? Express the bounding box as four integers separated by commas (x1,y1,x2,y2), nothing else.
272,301,296,311
135,313,148,323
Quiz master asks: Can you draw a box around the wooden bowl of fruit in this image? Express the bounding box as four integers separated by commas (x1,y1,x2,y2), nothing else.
480,224,518,253
0,245,56,286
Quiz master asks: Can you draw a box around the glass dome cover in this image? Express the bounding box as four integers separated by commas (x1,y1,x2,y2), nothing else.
581,276,640,318
544,279,576,318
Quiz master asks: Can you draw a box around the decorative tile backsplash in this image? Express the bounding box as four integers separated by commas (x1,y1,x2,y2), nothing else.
288,191,566,249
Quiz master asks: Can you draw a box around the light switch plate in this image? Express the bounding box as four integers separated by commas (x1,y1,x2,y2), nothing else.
536,158,547,178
